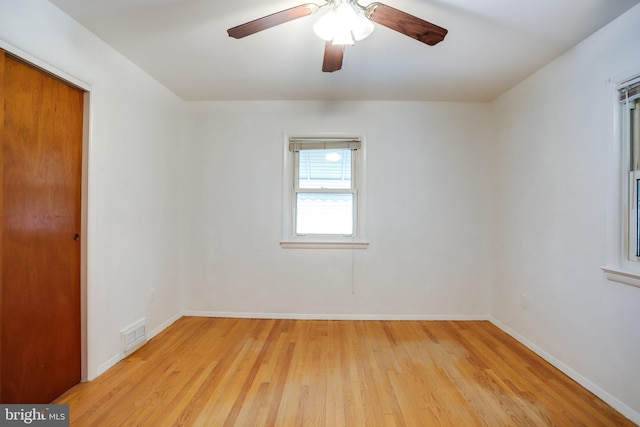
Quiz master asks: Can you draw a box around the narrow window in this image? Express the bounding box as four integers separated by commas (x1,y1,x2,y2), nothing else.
600,76,640,287
621,77,640,261
282,136,368,248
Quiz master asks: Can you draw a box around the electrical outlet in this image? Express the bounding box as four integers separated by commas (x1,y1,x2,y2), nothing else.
150,288,156,303
521,294,529,310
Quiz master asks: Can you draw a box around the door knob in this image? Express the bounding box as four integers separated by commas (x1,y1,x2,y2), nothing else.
73,233,80,241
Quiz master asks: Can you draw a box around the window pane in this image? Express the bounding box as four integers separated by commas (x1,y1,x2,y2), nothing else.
636,179,640,257
298,149,352,189
296,193,353,235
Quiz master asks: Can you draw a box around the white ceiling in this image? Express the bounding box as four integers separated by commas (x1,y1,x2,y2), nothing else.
49,0,640,102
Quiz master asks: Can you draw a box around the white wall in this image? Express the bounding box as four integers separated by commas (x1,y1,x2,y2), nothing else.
492,4,640,421
185,101,494,318
0,0,187,379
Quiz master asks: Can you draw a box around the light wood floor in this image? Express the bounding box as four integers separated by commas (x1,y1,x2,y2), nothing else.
55,317,634,426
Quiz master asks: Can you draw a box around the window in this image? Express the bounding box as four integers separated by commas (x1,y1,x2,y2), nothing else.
621,77,640,263
601,73,640,288
281,136,368,249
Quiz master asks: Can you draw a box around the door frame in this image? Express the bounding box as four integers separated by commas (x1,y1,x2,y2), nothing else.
1,41,92,383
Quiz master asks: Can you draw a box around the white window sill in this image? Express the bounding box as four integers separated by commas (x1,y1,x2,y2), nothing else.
601,266,640,288
280,241,369,249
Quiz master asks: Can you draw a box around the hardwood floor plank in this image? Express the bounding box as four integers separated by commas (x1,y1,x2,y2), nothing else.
222,320,285,426
54,318,636,426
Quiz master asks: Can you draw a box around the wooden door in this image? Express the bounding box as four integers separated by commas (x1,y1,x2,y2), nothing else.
0,50,83,403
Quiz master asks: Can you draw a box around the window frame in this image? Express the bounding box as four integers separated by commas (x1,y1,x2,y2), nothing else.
294,147,357,236
281,134,368,249
627,169,640,262
621,83,640,264
602,72,640,288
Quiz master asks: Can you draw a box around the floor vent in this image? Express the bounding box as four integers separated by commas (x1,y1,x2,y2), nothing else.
121,318,146,355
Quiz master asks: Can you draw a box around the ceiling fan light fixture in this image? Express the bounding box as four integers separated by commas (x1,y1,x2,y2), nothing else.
313,10,337,41
313,0,374,45
351,13,374,41
332,27,355,45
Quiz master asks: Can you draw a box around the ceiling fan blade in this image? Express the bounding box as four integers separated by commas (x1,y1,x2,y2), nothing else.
227,3,320,39
366,2,447,46
322,42,344,72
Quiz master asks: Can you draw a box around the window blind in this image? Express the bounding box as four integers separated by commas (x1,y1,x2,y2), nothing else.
289,138,361,151
619,76,640,102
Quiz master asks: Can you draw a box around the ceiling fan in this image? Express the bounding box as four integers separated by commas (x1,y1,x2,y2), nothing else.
227,0,448,72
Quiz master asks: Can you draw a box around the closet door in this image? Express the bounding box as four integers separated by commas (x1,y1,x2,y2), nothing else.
1,50,83,403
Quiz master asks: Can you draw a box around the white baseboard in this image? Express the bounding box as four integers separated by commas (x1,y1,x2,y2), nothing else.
183,310,490,321
96,352,123,378
489,317,640,426
148,311,183,340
